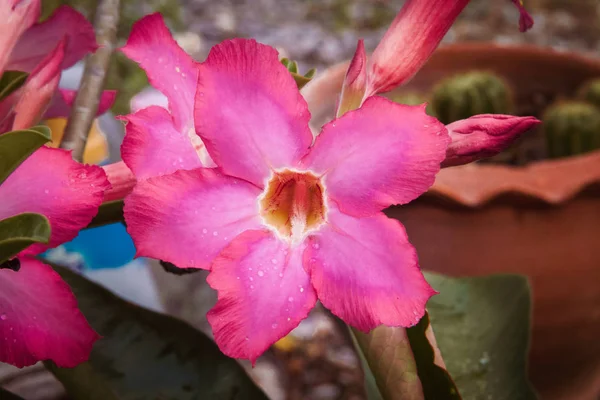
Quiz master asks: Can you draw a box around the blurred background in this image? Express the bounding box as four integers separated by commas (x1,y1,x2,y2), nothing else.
2,1,600,400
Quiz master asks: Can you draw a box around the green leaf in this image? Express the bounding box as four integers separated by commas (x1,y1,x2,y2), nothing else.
48,264,269,400
406,313,461,400
425,272,536,400
303,68,316,79
0,126,52,185
0,213,51,264
0,387,26,400
45,362,119,400
291,72,312,90
0,70,28,101
351,325,424,400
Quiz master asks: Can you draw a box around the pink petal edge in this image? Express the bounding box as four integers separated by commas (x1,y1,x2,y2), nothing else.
0,147,110,255
0,257,99,368
119,106,203,180
302,96,449,217
7,5,97,72
195,38,312,187
120,13,199,133
305,206,436,331
124,168,263,270
12,39,66,130
207,230,317,363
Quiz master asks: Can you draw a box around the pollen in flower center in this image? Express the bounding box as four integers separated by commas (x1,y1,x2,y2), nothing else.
259,169,326,241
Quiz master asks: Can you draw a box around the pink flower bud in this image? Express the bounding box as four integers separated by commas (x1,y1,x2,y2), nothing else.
442,114,541,168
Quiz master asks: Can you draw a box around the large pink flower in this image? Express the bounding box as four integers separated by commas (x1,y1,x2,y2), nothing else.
123,38,450,362
0,146,109,368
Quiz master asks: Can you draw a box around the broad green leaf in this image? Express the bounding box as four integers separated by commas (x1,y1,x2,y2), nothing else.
351,325,424,400
0,387,26,400
406,313,461,400
0,71,28,101
0,126,52,185
45,362,119,400
0,213,51,264
425,272,536,400
48,265,269,400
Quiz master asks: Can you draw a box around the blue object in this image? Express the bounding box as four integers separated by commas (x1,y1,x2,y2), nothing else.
43,223,136,270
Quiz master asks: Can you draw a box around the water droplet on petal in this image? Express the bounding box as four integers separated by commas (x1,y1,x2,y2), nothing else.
312,243,320,249
271,258,277,264
213,231,218,236
202,228,208,234
44,189,49,194
249,277,254,281
250,285,254,289
0,314,6,321
257,270,264,277
299,287,304,293
288,297,294,302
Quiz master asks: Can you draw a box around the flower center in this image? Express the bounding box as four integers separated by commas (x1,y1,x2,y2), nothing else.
259,169,326,242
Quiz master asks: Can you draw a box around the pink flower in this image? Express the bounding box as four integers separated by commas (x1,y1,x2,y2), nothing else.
0,146,110,367
123,36,450,362
0,1,115,131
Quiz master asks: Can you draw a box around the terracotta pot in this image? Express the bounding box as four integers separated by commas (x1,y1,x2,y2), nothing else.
302,44,600,400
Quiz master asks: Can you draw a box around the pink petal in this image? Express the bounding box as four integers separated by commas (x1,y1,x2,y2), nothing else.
6,5,97,72
120,13,199,133
124,168,263,270
44,88,116,119
11,39,66,130
367,0,469,96
302,96,449,217
119,106,203,180
305,207,435,332
511,0,534,32
195,39,312,187
0,147,109,255
207,230,317,363
0,257,98,368
443,114,541,168
337,39,367,117
0,0,40,73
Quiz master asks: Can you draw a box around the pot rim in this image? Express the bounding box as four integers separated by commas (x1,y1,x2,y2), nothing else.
303,43,600,207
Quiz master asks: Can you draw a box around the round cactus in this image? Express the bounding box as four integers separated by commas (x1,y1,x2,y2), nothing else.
577,78,600,110
543,101,600,159
431,71,514,124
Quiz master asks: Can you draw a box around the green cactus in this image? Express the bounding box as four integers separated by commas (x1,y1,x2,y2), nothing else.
543,101,600,159
577,78,600,110
431,71,514,124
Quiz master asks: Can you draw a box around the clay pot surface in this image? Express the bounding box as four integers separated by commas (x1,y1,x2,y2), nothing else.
302,43,600,400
